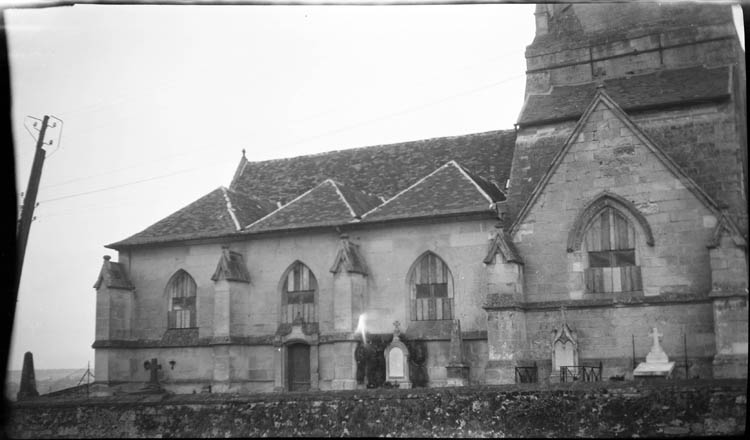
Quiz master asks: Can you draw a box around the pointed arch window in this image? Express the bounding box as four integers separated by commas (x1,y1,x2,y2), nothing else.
166,270,197,328
409,252,454,321
583,207,642,293
282,261,317,323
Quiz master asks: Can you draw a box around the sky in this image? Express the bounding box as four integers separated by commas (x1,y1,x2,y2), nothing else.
5,2,538,370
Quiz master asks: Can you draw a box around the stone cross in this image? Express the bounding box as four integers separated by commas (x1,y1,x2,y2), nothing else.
393,321,401,338
649,327,663,351
145,358,162,385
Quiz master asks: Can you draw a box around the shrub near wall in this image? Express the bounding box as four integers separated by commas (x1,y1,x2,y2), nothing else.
7,379,746,438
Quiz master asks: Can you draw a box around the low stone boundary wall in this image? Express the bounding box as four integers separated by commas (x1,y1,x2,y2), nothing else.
5,379,746,438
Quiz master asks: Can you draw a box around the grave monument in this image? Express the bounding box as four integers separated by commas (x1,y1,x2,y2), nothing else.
384,321,411,388
634,327,675,379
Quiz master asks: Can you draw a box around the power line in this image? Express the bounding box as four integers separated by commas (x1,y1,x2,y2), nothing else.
273,73,524,152
37,166,207,204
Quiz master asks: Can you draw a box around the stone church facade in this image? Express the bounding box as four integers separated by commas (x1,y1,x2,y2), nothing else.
93,3,747,394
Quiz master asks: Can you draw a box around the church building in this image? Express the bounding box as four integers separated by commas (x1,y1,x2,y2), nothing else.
93,2,748,394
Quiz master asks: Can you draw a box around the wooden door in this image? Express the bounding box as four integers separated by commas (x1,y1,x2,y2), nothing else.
287,343,310,391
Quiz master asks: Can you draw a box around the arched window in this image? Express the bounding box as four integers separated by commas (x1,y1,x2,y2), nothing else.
166,270,197,328
408,252,454,321
583,207,642,293
281,261,317,323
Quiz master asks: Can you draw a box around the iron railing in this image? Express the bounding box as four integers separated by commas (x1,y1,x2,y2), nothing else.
559,362,602,383
514,362,538,383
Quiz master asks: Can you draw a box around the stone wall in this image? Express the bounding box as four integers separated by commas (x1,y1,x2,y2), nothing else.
6,379,746,438
514,100,718,301
98,217,498,389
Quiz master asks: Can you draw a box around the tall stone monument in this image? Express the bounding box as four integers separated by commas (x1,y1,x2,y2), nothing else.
17,351,39,400
634,327,675,379
384,321,411,389
446,319,470,386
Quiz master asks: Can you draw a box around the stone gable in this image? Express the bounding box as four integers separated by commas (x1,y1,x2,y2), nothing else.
513,95,718,301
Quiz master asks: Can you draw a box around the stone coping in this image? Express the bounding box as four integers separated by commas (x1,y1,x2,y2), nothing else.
92,331,489,349
11,378,746,409
484,292,713,311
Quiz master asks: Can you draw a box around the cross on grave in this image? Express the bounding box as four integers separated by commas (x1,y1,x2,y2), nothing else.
145,358,162,386
649,327,663,352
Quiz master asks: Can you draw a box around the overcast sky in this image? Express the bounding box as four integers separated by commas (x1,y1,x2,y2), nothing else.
6,2,537,371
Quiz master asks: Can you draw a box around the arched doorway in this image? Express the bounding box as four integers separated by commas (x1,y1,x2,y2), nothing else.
287,343,311,391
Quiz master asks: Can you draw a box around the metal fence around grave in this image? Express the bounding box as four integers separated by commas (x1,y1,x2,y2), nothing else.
559,362,602,383
514,362,538,384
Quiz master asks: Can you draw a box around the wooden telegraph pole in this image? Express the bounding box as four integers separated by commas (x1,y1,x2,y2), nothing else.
16,115,52,284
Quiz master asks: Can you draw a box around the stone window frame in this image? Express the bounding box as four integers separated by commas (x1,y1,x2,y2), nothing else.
165,269,197,329
280,260,318,324
567,192,655,294
407,251,455,321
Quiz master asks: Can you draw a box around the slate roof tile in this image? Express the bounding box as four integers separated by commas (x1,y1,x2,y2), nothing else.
230,130,516,204
517,66,730,127
360,161,503,223
109,187,272,248
245,180,360,232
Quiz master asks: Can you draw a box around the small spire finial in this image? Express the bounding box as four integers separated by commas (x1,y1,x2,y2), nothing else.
242,148,246,158
103,255,111,261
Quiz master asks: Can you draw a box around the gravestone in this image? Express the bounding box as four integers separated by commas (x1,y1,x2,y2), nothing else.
446,319,470,386
135,358,166,394
384,321,411,388
550,306,578,382
17,352,38,401
634,327,675,379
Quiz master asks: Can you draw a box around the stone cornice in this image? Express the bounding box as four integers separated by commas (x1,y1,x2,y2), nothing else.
484,292,713,311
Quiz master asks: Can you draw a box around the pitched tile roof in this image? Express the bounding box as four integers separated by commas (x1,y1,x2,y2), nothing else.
244,179,376,233
108,187,273,248
230,129,516,204
109,130,517,248
517,66,730,127
360,161,504,223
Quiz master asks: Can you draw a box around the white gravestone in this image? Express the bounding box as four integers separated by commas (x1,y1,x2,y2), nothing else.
634,327,675,378
384,321,411,388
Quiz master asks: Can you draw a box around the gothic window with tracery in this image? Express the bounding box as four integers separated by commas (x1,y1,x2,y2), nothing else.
409,252,454,321
583,207,642,293
282,261,317,323
166,270,197,328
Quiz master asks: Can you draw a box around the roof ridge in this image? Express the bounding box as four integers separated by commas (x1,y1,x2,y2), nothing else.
244,180,329,229
220,187,242,231
328,179,358,218
242,129,515,165
360,161,454,219
451,161,497,204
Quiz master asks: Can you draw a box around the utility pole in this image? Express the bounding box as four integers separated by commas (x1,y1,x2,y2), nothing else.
16,115,55,284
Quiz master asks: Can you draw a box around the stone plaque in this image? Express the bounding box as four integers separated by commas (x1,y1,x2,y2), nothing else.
389,349,404,378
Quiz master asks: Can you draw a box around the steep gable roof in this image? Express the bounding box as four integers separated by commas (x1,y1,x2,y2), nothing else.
230,129,516,204
245,179,377,233
517,66,731,128
108,186,273,248
360,161,504,223
484,229,523,265
510,87,722,235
